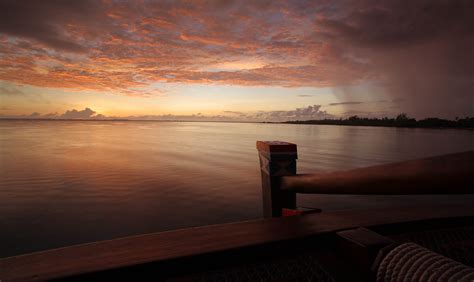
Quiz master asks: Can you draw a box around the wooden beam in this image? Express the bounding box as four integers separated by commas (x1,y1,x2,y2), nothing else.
281,151,474,194
1,205,474,282
256,141,298,217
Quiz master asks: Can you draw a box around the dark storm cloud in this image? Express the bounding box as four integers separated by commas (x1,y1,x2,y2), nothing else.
328,101,364,106
317,0,474,49
318,0,474,118
0,0,106,52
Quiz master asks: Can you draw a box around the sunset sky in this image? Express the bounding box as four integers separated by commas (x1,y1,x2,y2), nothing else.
0,0,473,121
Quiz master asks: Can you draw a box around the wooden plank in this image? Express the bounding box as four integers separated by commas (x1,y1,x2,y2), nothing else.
1,205,474,281
282,151,474,194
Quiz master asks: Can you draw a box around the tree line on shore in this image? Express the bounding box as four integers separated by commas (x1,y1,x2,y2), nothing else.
283,114,474,128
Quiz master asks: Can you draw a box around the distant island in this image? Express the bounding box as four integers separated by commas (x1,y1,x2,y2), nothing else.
282,114,474,129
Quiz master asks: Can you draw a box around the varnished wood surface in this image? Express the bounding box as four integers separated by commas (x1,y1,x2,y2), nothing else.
282,151,474,194
1,205,474,281
256,141,297,153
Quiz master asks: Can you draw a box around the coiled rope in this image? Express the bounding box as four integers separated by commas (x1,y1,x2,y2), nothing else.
377,243,474,281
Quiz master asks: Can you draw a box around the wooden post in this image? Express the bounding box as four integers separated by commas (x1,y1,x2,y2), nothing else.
256,141,297,218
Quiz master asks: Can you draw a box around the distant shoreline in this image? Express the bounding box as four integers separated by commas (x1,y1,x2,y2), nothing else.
1,116,473,129
279,121,474,130
281,115,474,129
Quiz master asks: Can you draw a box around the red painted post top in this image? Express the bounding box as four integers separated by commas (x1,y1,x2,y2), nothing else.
256,141,297,153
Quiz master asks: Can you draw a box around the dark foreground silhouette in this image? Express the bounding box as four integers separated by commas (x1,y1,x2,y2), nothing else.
283,114,474,128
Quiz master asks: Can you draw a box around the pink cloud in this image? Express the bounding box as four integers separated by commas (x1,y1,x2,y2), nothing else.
0,0,473,117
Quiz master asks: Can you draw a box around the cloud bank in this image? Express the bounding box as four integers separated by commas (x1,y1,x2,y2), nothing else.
0,0,473,117
0,105,333,122
60,108,96,119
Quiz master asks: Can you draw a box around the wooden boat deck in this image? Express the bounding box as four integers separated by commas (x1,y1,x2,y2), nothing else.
1,205,473,281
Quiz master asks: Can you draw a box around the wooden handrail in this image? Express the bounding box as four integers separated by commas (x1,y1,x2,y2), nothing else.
281,151,474,195
1,206,474,282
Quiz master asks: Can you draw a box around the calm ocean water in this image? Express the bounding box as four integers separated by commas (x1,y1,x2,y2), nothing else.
1,120,473,257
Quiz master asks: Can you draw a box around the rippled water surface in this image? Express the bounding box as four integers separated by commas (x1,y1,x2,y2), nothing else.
1,120,473,257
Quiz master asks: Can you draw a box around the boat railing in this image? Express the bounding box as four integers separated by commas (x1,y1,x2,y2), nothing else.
256,141,474,217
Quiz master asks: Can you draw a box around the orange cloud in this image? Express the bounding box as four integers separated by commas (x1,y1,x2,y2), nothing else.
1,0,473,118
0,0,373,97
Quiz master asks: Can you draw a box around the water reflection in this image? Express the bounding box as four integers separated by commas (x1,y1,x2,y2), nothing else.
0,120,473,257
